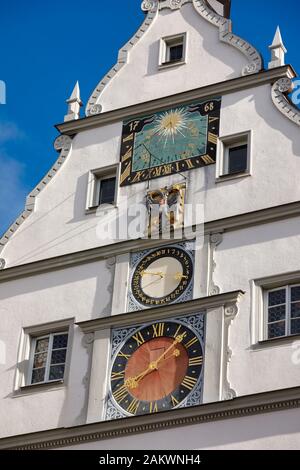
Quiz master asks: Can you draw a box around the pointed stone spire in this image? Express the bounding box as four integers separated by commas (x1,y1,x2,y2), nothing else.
64,81,83,122
268,26,287,69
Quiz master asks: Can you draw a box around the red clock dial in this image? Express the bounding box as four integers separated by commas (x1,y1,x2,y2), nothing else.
110,320,204,416
124,337,189,402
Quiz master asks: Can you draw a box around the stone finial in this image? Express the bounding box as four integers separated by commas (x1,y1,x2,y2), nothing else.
64,81,83,122
268,26,287,70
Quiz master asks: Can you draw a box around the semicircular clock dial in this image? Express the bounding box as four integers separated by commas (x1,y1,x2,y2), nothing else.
131,246,194,308
110,320,204,417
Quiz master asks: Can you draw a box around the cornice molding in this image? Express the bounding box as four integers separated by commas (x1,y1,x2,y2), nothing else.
272,77,300,127
1,200,300,282
1,386,300,450
76,291,244,333
86,0,263,116
86,6,159,117
0,135,73,257
58,66,295,136
193,0,263,76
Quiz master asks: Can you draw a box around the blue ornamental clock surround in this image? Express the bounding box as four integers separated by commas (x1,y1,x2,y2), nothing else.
128,241,195,312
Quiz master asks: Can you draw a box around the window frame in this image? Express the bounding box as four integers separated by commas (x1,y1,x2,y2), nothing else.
15,319,73,393
97,175,117,206
264,284,300,341
27,331,69,386
216,131,252,182
86,164,119,213
159,33,187,69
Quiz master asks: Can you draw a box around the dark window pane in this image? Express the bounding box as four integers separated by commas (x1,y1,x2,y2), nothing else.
291,286,300,302
53,334,68,350
228,145,248,174
169,44,183,62
268,305,286,323
291,302,300,319
268,321,286,339
49,365,65,381
268,289,286,307
33,352,48,369
51,349,67,365
291,318,300,335
99,178,116,205
35,338,49,354
31,368,46,384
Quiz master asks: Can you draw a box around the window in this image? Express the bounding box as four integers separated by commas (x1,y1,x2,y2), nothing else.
265,285,300,340
217,132,251,180
227,144,248,174
99,176,116,205
86,165,118,212
29,332,69,385
169,44,183,62
159,33,187,68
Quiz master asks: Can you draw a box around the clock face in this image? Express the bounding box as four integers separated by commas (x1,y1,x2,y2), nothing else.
110,320,204,416
131,246,193,308
120,98,221,186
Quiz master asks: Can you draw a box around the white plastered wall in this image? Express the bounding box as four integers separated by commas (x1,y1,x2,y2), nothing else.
96,4,248,112
0,259,112,438
2,84,300,267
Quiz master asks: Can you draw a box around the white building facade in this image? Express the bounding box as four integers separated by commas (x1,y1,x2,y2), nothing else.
1,0,300,450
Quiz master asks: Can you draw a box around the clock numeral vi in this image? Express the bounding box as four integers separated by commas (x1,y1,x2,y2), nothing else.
149,402,158,413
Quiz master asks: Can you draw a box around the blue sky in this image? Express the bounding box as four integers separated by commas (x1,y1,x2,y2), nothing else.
0,0,299,236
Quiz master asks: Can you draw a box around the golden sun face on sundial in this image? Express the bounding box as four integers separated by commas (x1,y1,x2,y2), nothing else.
153,108,189,146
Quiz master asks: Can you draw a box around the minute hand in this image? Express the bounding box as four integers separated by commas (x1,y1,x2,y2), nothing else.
154,333,186,367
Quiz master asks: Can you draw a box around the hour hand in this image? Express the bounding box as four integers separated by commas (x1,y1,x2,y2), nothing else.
141,270,164,278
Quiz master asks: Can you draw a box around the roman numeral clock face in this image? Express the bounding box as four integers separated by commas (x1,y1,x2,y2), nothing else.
109,320,204,417
120,98,221,186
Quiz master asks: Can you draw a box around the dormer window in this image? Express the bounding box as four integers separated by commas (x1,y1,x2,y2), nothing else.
159,33,187,68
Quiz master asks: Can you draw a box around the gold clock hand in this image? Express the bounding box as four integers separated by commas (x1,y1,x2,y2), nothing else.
140,270,164,278
125,336,186,390
125,361,158,390
174,273,189,281
154,334,186,368
158,349,181,365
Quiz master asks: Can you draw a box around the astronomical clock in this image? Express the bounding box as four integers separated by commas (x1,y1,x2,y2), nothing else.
128,242,194,311
120,97,221,186
105,313,205,420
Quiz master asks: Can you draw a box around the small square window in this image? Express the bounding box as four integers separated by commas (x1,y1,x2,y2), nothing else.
159,34,187,68
217,132,251,180
169,44,183,62
99,177,116,205
29,332,69,385
228,145,248,174
86,166,118,212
